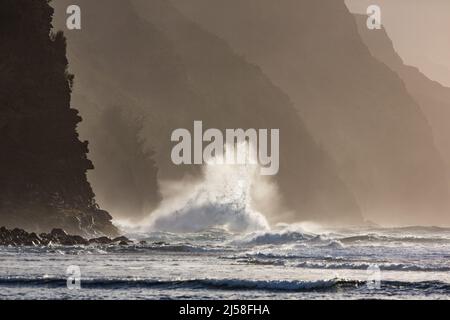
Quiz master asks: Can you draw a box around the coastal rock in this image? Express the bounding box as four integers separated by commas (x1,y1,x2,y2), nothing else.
0,227,130,247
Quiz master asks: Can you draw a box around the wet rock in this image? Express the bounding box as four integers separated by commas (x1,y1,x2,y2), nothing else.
50,228,68,237
89,236,112,244
0,226,128,246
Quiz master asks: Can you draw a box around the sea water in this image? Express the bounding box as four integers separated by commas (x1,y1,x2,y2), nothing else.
0,225,449,300
1,160,449,300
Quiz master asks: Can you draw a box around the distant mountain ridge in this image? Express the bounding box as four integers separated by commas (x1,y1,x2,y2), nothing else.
354,14,450,190
170,0,450,225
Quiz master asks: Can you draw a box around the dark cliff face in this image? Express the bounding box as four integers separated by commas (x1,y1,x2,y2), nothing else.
0,0,118,236
171,0,450,226
51,0,363,225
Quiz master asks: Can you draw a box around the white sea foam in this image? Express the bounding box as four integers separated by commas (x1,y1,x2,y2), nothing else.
235,230,312,246
141,145,274,233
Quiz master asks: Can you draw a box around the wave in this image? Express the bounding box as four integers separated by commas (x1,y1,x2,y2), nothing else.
239,231,450,246
234,258,286,266
383,226,450,233
139,157,273,234
232,226,450,247
0,276,448,293
235,230,314,245
230,254,450,272
110,243,218,253
0,276,361,292
339,234,450,244
148,200,269,234
230,252,314,260
295,261,450,272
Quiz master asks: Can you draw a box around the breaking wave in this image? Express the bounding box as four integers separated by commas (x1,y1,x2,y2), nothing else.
0,276,361,291
235,230,313,245
141,151,273,233
1,276,449,293
339,235,450,244
294,262,450,272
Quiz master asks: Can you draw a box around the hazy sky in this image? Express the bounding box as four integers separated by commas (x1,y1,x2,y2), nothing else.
346,0,450,87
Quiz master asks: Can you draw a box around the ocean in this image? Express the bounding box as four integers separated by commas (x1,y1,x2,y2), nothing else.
0,225,449,300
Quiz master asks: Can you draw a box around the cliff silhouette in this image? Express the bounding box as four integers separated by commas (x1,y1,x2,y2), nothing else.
171,0,450,226
354,15,450,220
51,0,362,225
0,0,118,236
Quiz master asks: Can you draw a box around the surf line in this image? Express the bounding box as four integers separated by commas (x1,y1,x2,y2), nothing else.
171,121,279,176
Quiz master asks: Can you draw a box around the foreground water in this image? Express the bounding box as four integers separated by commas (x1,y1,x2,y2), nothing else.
0,225,449,300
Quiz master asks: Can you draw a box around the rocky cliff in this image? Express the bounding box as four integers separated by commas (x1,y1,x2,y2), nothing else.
0,0,118,236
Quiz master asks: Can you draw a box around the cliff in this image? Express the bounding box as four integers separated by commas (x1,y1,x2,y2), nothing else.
0,0,118,236
354,14,450,211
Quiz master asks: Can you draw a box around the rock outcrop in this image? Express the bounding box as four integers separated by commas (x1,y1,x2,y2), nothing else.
0,227,131,247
